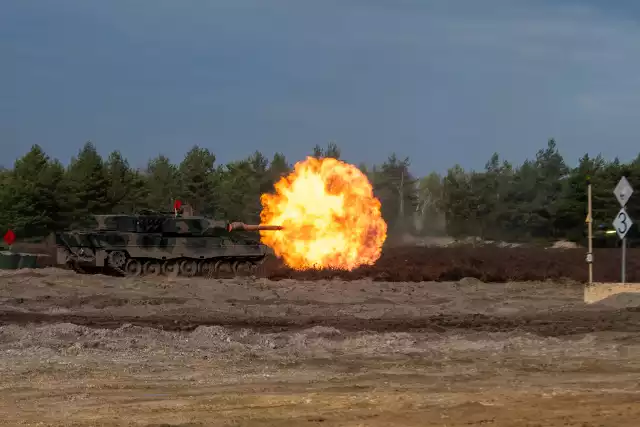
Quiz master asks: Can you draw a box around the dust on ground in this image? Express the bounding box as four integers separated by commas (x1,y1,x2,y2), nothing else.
1,268,640,426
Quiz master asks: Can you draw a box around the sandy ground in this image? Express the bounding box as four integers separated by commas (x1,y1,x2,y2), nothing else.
1,269,640,426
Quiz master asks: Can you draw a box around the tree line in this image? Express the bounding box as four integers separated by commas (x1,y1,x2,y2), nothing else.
0,138,636,243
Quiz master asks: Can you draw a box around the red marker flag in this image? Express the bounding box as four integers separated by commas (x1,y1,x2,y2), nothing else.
174,200,182,210
3,229,15,246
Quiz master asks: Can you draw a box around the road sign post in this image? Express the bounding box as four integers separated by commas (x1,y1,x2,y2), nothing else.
586,177,593,285
623,237,627,283
613,177,634,284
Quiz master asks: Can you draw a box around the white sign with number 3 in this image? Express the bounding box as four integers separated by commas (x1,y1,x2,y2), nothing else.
613,207,633,240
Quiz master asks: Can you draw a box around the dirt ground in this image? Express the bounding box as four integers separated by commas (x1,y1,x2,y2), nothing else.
1,268,640,426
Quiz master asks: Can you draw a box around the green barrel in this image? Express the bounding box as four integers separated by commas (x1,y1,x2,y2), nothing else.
0,251,20,269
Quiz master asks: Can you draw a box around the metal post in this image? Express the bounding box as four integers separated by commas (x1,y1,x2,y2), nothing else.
622,237,627,284
587,179,593,285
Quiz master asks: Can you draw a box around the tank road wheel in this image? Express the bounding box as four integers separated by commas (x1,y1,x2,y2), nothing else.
217,260,234,273
199,261,216,277
246,261,259,276
162,261,179,277
180,260,198,277
232,260,253,275
248,262,259,275
124,259,142,277
143,261,161,276
251,257,266,276
107,251,127,270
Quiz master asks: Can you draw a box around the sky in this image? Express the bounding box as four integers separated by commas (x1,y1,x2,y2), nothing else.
2,0,640,176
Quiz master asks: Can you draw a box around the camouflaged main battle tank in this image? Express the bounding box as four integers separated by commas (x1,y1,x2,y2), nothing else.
54,210,282,277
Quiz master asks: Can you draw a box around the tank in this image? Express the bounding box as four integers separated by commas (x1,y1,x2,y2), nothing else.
54,210,282,277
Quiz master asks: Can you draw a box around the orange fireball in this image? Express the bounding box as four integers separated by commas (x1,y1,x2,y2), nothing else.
259,156,387,271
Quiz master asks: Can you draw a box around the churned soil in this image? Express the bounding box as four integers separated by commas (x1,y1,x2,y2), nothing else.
1,268,640,425
263,246,636,283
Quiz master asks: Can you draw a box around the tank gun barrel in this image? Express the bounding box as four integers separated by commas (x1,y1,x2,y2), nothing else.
227,222,283,232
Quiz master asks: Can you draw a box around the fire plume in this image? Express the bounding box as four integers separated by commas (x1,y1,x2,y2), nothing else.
259,156,387,270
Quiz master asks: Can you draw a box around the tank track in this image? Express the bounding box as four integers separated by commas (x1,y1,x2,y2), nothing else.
66,249,266,278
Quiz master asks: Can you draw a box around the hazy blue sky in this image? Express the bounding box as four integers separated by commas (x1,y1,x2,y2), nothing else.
3,0,640,175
